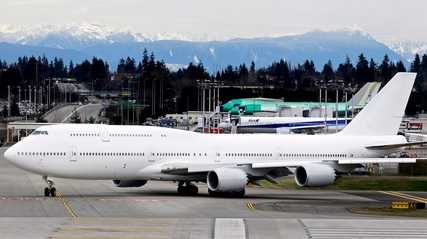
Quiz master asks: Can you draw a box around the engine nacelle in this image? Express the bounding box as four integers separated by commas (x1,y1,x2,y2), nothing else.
113,180,147,188
295,164,336,187
207,168,247,192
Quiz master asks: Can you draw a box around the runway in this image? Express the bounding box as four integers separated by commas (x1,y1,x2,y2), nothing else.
1,147,427,239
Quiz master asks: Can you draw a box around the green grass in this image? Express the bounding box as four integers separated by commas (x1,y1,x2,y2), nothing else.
351,207,427,217
257,176,427,191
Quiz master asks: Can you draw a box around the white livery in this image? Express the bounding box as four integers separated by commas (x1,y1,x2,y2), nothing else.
4,73,424,197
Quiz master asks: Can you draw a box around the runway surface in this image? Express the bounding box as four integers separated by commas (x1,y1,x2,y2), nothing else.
0,147,427,238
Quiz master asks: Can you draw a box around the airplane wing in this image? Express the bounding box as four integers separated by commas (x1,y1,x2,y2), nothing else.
365,141,427,150
251,157,422,168
160,157,426,175
276,125,325,134
289,125,325,132
160,162,235,174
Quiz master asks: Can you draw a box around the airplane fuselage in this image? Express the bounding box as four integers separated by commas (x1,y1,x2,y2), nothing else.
6,124,404,181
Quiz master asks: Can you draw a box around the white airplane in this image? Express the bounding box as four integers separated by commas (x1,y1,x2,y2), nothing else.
4,73,425,198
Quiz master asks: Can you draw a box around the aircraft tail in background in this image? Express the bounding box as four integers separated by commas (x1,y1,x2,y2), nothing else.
347,82,381,109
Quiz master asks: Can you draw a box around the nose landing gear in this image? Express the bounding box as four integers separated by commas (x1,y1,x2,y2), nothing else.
43,176,56,197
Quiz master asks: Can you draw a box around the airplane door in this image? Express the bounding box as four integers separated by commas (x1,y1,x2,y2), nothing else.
100,126,110,142
215,152,221,163
148,151,155,163
69,146,78,162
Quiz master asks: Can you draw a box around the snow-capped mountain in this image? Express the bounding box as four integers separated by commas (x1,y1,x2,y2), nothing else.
0,24,406,71
0,23,150,50
0,23,212,49
387,41,427,62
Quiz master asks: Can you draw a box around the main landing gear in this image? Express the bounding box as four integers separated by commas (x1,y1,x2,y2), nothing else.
43,176,56,197
208,189,245,198
177,182,199,195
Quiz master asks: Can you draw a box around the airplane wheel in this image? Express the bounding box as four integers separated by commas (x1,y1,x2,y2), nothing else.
50,187,56,197
44,188,50,197
208,189,219,197
189,185,199,195
233,189,245,198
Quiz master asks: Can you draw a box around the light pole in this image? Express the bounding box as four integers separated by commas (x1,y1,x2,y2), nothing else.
202,80,206,133
7,85,10,117
39,86,42,108
34,86,37,111
319,83,322,117
324,84,328,133
18,86,21,103
28,85,32,106
208,85,211,113
335,85,338,133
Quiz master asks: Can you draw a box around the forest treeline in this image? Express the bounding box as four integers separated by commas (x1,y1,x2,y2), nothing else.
1,49,427,118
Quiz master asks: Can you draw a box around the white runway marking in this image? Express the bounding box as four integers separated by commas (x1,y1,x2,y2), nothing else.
214,218,246,239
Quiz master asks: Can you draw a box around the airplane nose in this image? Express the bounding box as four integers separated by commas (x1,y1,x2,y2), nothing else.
3,147,12,162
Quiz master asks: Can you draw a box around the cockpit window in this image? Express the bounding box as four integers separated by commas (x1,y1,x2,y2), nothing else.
32,130,48,135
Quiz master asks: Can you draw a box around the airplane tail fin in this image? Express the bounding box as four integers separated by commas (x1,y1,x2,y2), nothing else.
339,73,416,136
347,82,381,109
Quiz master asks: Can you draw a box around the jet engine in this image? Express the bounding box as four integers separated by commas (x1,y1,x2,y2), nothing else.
294,164,336,187
207,168,247,192
113,180,147,188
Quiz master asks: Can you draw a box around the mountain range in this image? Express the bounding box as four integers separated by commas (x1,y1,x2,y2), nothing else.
387,40,427,62
0,23,419,71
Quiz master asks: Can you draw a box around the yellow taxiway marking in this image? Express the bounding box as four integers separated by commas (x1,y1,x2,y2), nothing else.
379,191,427,204
246,202,256,210
56,192,78,218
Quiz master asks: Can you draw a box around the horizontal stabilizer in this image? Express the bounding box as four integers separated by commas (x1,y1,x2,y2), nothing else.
366,141,427,150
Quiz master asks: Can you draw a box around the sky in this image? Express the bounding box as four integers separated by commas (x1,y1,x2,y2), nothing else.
1,0,426,42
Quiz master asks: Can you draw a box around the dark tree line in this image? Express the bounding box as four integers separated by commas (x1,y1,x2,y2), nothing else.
2,51,427,120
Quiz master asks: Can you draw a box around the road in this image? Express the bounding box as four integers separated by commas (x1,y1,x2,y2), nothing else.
43,103,104,123
43,104,77,123
61,103,104,123
0,147,426,239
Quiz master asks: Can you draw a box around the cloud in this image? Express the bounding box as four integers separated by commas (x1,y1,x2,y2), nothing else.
1,0,427,41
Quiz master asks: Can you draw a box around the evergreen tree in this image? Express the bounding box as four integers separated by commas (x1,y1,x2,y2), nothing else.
88,116,96,124
321,60,334,82
70,110,81,123
337,56,354,84
411,54,421,73
142,49,150,73
379,55,392,84
368,58,377,82
395,61,406,72
303,60,316,74
355,54,369,83
69,61,75,76
248,61,256,82
238,64,249,83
